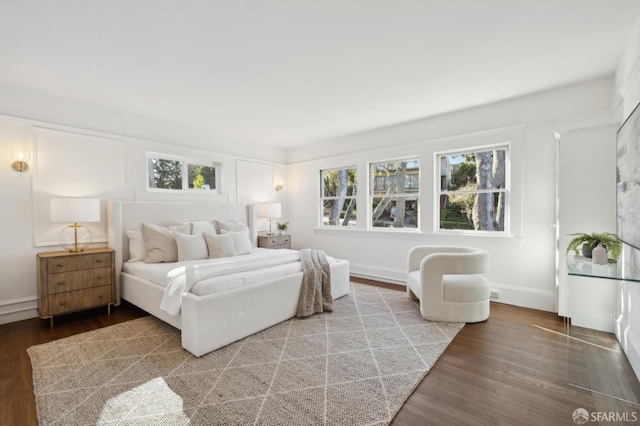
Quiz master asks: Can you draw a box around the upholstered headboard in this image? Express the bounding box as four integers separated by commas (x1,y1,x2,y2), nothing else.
107,200,257,303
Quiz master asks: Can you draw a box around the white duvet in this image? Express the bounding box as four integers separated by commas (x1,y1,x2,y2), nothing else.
123,248,334,316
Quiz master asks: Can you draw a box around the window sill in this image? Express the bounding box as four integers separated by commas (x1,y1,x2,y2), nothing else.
313,227,524,246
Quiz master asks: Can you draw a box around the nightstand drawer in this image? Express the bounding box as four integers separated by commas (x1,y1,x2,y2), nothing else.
48,285,112,315
47,252,111,273
258,235,291,249
47,267,112,295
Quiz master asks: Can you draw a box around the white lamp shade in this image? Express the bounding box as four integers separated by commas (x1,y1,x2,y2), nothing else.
257,202,281,218
50,198,101,223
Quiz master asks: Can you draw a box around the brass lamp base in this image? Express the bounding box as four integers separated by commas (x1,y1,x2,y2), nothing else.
59,223,93,253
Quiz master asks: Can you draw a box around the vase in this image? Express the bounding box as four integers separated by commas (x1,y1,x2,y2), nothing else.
592,243,608,265
581,243,596,258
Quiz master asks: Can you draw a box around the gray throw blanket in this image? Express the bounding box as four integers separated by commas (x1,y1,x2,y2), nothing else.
297,248,333,318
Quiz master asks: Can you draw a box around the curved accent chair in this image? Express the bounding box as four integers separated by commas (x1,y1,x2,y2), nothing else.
407,245,490,323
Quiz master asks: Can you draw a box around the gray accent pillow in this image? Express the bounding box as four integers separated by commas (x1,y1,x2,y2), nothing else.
174,232,208,261
215,219,247,234
141,222,190,263
203,231,237,258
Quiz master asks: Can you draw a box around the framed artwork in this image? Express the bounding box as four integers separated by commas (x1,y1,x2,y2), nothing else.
616,101,640,250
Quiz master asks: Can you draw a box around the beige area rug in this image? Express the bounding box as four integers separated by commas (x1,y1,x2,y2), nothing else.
28,283,463,425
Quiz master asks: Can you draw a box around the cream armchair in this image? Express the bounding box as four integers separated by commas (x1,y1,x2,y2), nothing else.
407,245,490,323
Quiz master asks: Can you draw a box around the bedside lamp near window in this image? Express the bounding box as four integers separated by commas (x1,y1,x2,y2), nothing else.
257,202,281,236
50,198,101,253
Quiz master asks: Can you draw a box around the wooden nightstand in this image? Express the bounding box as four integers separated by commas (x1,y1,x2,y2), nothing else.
36,247,116,327
258,234,291,249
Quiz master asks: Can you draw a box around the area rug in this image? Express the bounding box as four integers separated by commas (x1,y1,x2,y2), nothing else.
28,283,463,425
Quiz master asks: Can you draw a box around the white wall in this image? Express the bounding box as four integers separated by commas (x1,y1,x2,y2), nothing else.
287,78,616,313
614,16,640,381
0,82,286,164
0,114,286,324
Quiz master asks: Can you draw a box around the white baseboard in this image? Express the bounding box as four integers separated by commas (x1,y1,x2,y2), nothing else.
349,263,406,285
349,264,556,312
489,282,556,312
0,296,38,325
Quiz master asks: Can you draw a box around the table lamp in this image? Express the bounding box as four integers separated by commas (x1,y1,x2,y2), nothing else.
50,198,101,252
257,202,281,236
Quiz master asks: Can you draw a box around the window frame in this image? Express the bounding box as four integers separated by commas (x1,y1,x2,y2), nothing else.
319,166,358,227
146,152,221,193
435,143,510,235
368,157,420,231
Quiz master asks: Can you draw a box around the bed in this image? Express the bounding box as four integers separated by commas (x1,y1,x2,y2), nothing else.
107,200,350,357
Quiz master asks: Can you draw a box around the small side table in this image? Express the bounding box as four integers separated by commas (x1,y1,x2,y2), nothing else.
258,234,291,249
36,247,116,327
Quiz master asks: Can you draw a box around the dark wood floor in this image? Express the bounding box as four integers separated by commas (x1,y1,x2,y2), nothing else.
2,279,639,425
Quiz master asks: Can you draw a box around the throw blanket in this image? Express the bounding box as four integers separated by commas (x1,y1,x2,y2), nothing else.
159,252,301,315
297,248,333,318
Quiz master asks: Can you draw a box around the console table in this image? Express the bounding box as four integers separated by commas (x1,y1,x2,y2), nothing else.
566,256,640,332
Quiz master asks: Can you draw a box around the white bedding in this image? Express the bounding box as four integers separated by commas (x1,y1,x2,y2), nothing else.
122,248,336,315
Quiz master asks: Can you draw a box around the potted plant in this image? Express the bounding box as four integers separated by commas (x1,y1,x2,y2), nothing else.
276,222,289,235
566,232,621,261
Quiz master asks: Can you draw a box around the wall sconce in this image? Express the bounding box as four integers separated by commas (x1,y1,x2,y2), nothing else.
275,181,283,191
11,148,30,172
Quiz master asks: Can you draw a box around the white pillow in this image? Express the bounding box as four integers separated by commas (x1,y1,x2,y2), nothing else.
141,223,190,263
203,231,237,258
179,220,217,235
215,219,247,234
221,228,253,255
174,232,208,261
125,230,145,262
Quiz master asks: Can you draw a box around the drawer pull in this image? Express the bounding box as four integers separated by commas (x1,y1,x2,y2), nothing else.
58,281,65,286
96,259,103,263
97,275,102,279
59,301,65,305
97,294,103,298
57,263,64,267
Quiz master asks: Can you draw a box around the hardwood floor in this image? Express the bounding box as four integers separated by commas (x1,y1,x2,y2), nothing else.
2,280,639,425
0,302,147,426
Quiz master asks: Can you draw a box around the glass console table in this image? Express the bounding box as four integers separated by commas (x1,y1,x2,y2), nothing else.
567,255,640,283
565,256,640,410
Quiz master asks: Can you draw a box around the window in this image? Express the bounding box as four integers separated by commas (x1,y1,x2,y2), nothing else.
437,146,508,232
147,154,219,192
320,167,357,226
370,159,419,229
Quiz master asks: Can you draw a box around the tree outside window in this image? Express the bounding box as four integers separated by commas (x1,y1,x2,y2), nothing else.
438,146,507,232
370,160,419,229
148,158,183,189
147,154,219,192
188,164,216,190
320,167,357,226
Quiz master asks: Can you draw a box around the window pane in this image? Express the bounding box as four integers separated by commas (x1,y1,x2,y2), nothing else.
188,164,216,190
440,192,506,231
322,168,356,197
372,196,418,228
440,149,506,191
322,199,357,227
148,158,183,189
371,160,419,195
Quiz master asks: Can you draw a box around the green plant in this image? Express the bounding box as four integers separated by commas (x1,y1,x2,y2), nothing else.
566,232,621,260
277,222,289,232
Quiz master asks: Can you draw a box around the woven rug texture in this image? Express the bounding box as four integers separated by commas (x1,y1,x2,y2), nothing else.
28,282,463,425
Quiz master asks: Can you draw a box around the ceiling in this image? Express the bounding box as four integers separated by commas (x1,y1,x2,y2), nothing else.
1,1,639,148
